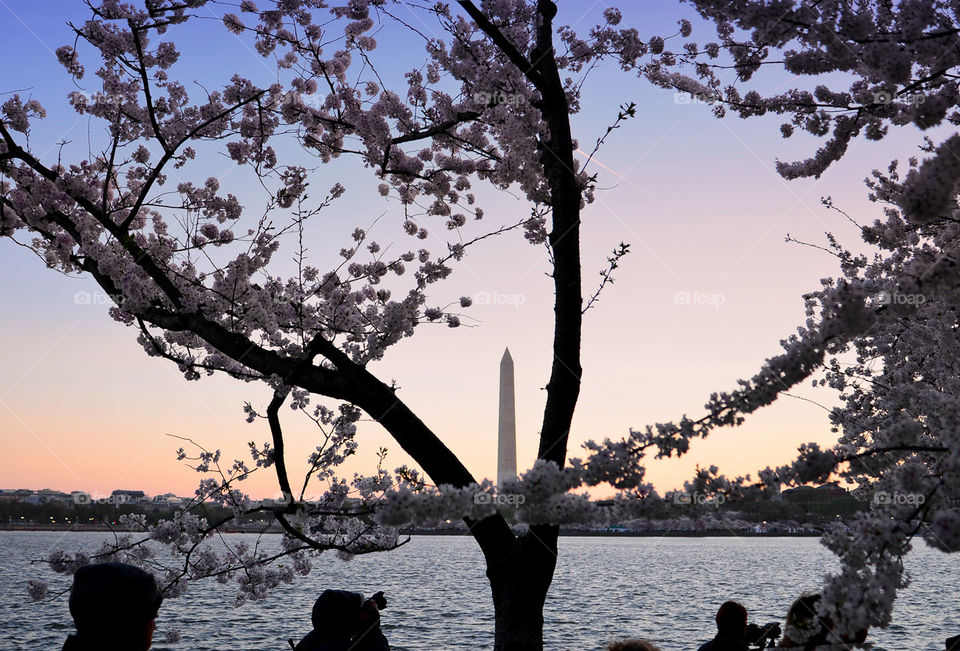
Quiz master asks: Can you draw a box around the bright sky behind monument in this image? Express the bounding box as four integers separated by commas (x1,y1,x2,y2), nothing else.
0,1,943,500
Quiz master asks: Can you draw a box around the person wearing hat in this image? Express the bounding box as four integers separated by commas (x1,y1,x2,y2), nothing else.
63,562,163,651
293,589,389,651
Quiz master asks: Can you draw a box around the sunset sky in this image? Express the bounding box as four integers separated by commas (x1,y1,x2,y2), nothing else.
0,1,938,500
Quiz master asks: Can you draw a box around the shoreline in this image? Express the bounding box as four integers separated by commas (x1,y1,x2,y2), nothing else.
0,525,824,537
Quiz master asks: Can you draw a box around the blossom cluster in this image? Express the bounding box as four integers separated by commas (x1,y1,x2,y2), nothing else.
555,0,960,218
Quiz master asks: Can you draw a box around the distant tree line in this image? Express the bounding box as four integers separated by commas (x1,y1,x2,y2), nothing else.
603,490,866,528
0,500,271,528
1,489,867,529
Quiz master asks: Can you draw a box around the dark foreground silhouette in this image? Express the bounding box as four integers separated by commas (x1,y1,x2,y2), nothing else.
291,589,389,651
62,562,163,651
57,563,959,651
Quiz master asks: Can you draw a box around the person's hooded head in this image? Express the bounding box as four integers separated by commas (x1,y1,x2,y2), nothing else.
311,589,366,640
715,601,748,639
68,562,163,651
782,594,830,648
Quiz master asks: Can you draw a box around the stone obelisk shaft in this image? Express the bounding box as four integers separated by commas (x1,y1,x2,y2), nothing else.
497,348,517,487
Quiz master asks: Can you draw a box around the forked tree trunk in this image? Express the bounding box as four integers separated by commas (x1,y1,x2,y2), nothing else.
460,2,581,649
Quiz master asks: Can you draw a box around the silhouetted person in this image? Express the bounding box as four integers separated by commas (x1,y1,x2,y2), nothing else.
63,562,163,651
780,594,829,649
293,589,389,651
698,601,749,651
781,593,868,649
947,633,960,650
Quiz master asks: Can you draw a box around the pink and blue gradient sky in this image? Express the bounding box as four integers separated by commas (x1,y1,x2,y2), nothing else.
0,1,933,499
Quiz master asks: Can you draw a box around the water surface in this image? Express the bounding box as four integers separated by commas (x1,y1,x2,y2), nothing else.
0,531,954,650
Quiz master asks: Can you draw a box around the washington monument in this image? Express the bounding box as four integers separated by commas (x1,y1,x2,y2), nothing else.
497,348,517,486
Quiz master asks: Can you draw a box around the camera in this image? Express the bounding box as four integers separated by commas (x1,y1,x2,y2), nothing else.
745,622,782,648
358,591,387,624
369,591,387,610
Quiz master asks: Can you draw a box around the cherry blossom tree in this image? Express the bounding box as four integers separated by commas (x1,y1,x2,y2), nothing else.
0,1,649,648
577,1,960,642
8,0,960,648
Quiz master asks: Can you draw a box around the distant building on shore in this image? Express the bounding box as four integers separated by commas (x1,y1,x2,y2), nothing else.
1,488,189,508
25,489,72,505
110,490,148,504
152,493,187,506
0,489,34,502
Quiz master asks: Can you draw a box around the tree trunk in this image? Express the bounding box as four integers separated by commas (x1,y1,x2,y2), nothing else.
461,3,579,649
486,526,559,651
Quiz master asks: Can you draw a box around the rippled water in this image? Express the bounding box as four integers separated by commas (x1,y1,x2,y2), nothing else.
0,531,956,650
